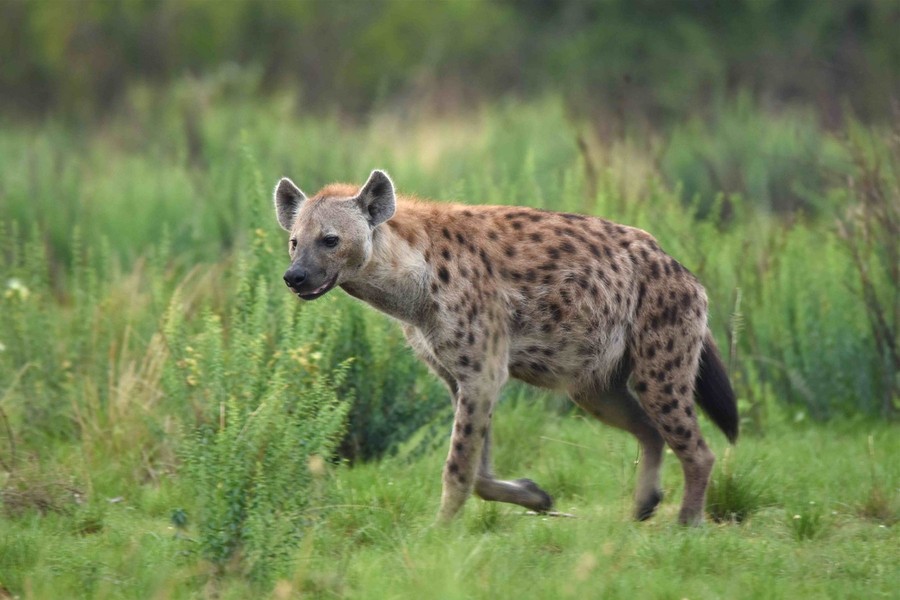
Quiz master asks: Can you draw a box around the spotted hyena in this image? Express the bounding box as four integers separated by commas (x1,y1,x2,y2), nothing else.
273,169,738,525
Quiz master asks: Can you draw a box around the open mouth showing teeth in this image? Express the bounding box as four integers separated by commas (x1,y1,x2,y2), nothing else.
297,273,338,300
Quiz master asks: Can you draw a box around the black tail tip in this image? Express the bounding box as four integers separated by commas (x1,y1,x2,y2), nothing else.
695,336,740,444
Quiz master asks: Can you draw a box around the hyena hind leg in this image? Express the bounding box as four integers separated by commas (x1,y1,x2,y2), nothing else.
569,378,666,521
630,352,716,526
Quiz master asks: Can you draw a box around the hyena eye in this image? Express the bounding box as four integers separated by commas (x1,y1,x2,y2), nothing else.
322,235,340,248
289,238,298,251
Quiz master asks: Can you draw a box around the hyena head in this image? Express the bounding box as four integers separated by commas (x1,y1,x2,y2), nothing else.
273,169,395,300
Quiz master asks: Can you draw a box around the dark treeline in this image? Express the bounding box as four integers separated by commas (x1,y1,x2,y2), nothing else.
2,0,899,124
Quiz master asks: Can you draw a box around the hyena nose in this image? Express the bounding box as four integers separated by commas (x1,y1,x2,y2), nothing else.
283,266,308,289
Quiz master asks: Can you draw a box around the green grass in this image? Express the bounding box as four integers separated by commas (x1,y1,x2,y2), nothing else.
1,92,898,597
1,404,897,599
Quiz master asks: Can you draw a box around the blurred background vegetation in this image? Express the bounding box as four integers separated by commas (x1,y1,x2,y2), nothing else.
1,0,898,592
3,0,900,125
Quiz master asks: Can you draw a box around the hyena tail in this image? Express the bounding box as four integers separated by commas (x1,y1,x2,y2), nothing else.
694,332,739,443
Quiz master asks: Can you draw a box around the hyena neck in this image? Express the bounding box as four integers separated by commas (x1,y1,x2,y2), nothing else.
340,212,431,326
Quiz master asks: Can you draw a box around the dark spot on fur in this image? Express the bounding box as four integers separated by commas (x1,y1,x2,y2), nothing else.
438,267,450,284
635,381,648,393
649,262,660,279
449,462,459,474
464,423,473,436
661,400,679,414
511,221,523,230
505,245,517,257
663,383,674,395
441,248,451,261
478,249,494,276
442,227,452,240
548,248,560,260
666,338,675,352
530,232,543,242
548,302,562,321
459,355,470,367
455,232,466,245
488,231,498,241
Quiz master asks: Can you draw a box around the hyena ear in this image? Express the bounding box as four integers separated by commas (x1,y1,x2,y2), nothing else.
356,169,396,227
274,177,307,231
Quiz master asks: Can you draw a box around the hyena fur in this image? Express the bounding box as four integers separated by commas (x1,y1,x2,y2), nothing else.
273,169,738,525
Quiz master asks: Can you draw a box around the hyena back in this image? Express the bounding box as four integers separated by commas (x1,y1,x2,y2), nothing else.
274,169,738,525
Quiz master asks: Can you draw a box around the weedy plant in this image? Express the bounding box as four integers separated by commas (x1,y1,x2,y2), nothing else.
705,447,770,523
165,256,351,585
787,501,827,541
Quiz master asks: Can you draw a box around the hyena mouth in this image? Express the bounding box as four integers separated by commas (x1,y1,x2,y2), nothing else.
297,273,339,301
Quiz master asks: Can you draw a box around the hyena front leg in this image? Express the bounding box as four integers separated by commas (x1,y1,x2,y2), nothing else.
421,335,551,513
474,425,554,512
438,374,504,522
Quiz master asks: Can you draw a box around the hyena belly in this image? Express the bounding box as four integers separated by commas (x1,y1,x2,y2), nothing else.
505,277,633,390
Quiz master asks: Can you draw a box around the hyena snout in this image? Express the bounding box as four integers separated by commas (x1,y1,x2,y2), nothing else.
283,263,339,301
283,265,308,290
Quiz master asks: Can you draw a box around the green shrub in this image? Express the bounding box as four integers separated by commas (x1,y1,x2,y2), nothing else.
318,296,447,462
166,278,351,584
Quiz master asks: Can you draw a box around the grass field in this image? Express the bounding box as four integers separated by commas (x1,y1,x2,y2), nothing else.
1,402,897,599
1,93,898,598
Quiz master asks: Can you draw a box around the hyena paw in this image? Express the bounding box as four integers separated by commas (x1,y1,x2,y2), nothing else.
514,478,555,512
635,489,664,521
